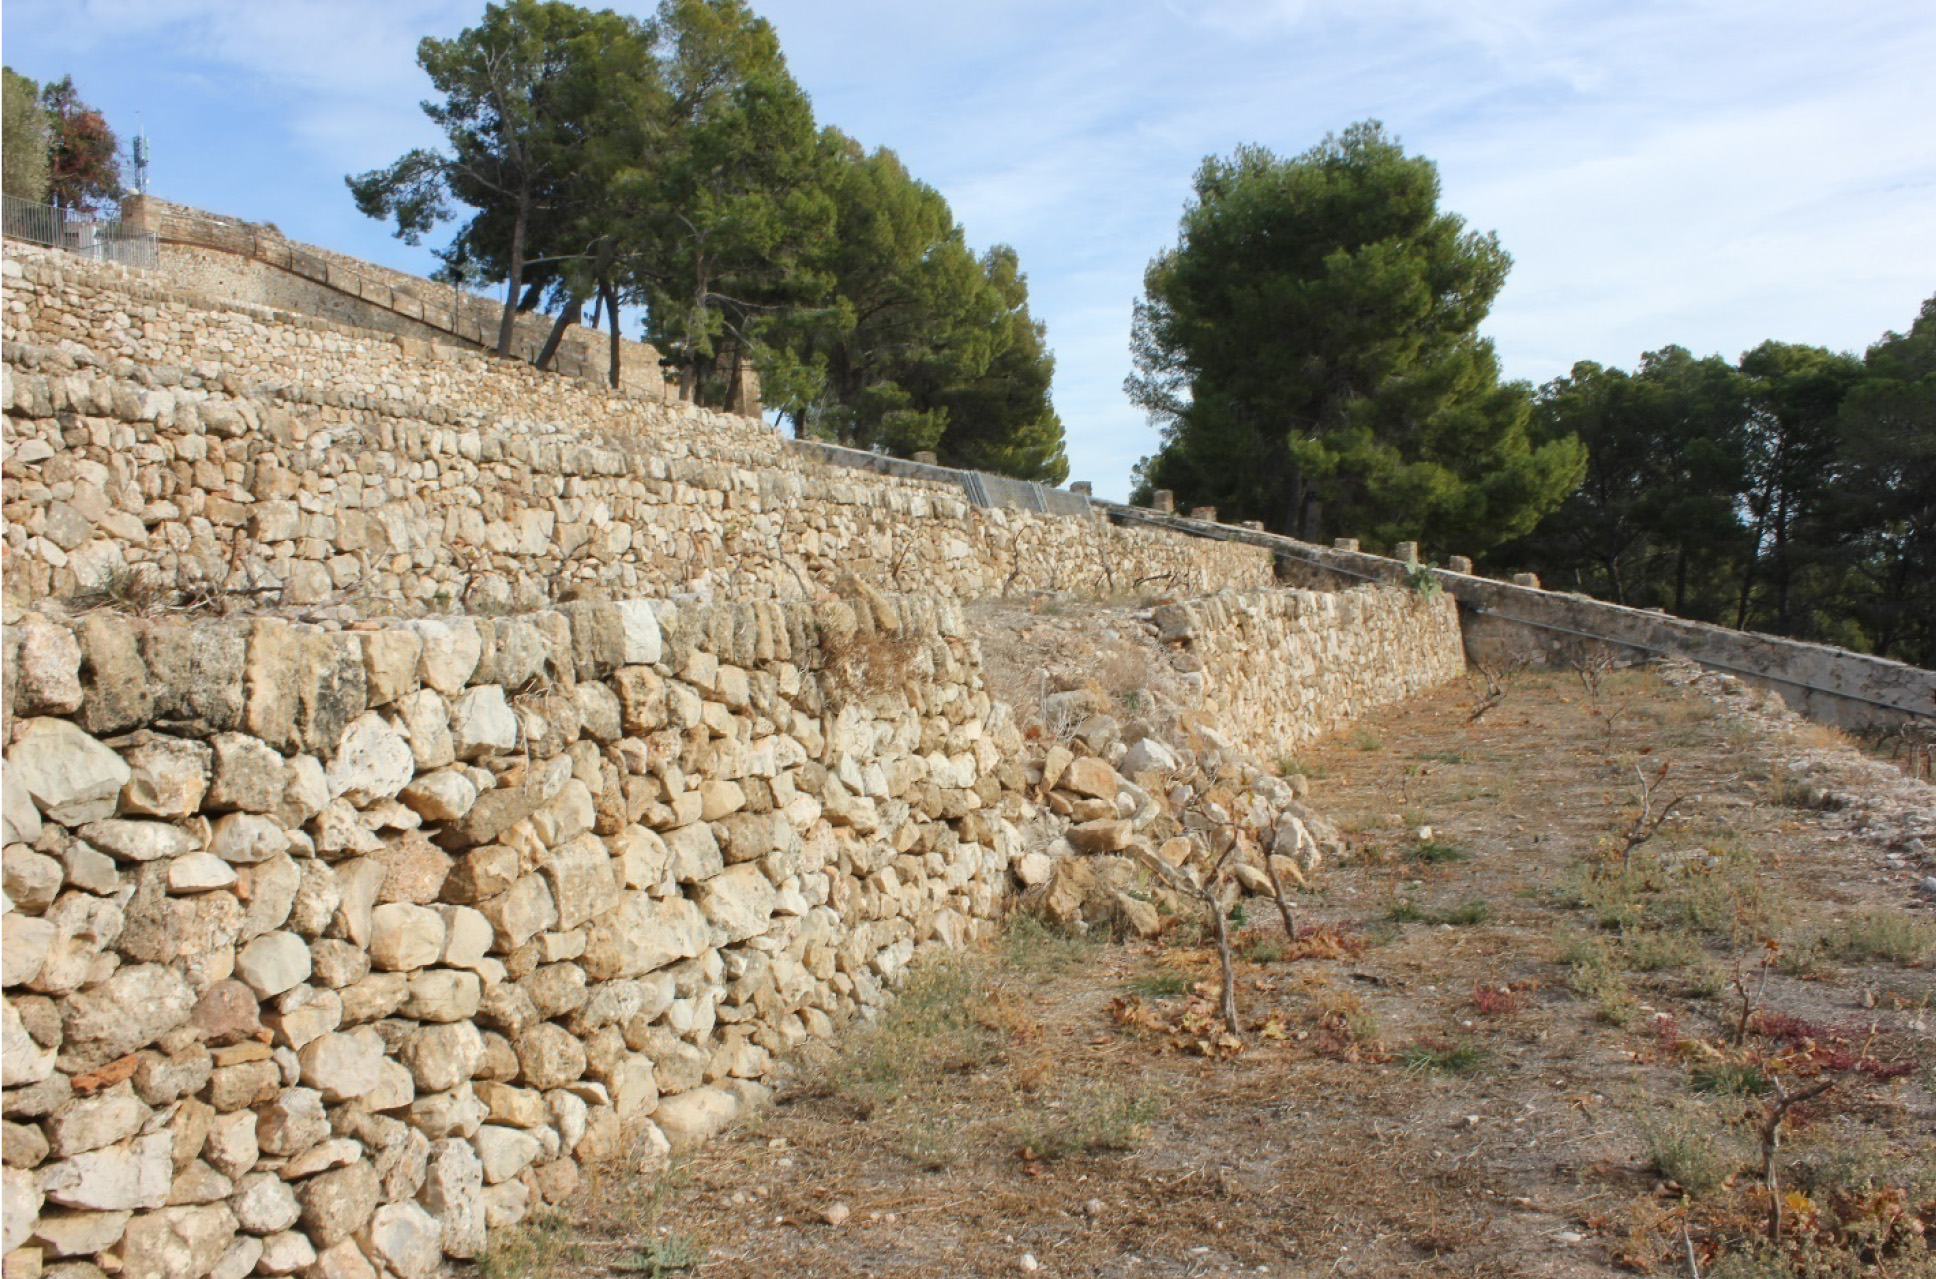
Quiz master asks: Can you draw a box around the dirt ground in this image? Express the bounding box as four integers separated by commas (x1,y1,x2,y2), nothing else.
548,662,1935,1279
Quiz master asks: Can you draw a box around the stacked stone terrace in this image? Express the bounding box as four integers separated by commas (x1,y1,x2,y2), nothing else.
0,243,1272,611
1,237,1473,1279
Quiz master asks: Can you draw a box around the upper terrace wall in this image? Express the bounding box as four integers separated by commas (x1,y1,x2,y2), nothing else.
0,245,1274,613
119,198,677,407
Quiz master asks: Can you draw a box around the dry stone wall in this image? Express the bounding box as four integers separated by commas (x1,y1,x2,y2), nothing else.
1,245,1273,614
2,590,1038,1279
1154,588,1466,752
118,198,671,404
1,579,1470,1279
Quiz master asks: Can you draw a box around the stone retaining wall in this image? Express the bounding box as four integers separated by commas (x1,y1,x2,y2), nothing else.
118,198,671,405
1155,588,1467,752
0,578,1470,1279
1,244,1274,614
1,590,1037,1279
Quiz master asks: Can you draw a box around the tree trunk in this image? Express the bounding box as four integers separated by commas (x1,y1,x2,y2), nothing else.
535,296,583,372
495,191,529,359
601,280,622,390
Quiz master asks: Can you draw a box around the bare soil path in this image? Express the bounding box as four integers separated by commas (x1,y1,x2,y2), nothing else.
552,667,1935,1279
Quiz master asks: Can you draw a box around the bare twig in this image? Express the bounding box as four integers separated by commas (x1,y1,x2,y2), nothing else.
1466,664,1507,724
1621,761,1686,863
1760,1076,1836,1242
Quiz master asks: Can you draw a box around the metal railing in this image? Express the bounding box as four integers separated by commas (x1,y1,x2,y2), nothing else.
3,195,159,270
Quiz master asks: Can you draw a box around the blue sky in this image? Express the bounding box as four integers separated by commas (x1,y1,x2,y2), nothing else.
5,0,1933,499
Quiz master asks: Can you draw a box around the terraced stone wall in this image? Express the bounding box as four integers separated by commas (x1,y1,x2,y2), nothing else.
0,245,1274,614
2,590,1034,1279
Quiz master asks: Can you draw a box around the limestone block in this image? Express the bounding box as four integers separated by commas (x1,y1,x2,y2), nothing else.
13,622,82,716
324,715,414,807
6,720,131,826
167,854,236,894
328,859,385,948
239,855,302,943
76,820,198,864
110,739,208,822
295,1161,379,1248
241,620,366,756
652,1087,738,1148
1,915,54,987
406,1084,486,1141
111,1202,239,1279
201,1112,256,1180
579,894,707,981
254,1230,315,1275
2,1167,40,1254
208,814,291,865
449,687,516,760
357,630,422,708
206,735,286,815
30,1208,130,1257
209,1234,262,1279
478,876,556,953
540,834,612,932
404,620,481,696
3,768,42,848
39,1133,173,1210
400,969,481,1023
253,1091,329,1160
3,849,61,914
371,836,450,906
263,986,339,1053
393,690,453,771
234,934,309,999
304,1239,374,1279
58,964,195,1071
663,823,722,883
44,1088,149,1158
512,1024,585,1090
696,864,777,944
228,1172,298,1234
356,1201,441,1279
296,1030,384,1104
419,1139,484,1259
396,772,475,823
436,907,493,971
399,1022,484,1094
469,1126,542,1186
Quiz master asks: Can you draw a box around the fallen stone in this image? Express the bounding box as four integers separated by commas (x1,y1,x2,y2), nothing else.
652,1087,738,1148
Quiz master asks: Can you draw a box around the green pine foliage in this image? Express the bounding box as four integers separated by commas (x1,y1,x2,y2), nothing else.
1497,297,1936,665
348,0,1067,481
1127,122,1584,553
